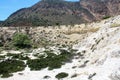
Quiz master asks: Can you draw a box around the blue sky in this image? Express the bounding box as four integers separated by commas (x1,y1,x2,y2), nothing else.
0,0,79,21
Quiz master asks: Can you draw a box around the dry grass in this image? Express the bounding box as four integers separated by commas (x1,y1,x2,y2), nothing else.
110,23,120,28
65,27,99,35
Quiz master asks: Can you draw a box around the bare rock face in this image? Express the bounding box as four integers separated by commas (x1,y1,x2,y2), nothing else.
80,0,120,20
105,0,120,15
80,0,110,19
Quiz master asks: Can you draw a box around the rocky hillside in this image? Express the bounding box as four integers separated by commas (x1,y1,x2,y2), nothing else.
0,15,120,80
80,0,120,20
0,21,3,26
2,0,120,26
3,0,92,26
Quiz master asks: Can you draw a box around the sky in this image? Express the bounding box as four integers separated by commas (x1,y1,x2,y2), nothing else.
0,0,79,21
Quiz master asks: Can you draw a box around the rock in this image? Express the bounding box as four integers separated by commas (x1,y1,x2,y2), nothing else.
88,73,96,79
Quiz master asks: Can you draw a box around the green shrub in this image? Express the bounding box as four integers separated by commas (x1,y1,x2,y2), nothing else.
55,72,68,79
27,58,48,70
12,33,31,48
0,59,26,78
27,55,63,70
27,49,72,70
47,55,64,70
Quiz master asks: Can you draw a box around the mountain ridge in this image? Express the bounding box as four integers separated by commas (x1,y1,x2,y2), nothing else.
2,0,120,26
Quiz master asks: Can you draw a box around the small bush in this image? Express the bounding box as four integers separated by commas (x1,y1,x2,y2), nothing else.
27,58,48,70
0,59,26,78
47,55,64,70
43,75,51,79
55,72,68,79
12,33,31,48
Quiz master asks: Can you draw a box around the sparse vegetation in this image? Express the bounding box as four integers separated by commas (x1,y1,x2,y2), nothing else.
6,53,29,60
0,21,3,27
65,27,99,35
27,49,72,70
2,0,89,27
110,23,120,28
0,56,5,60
